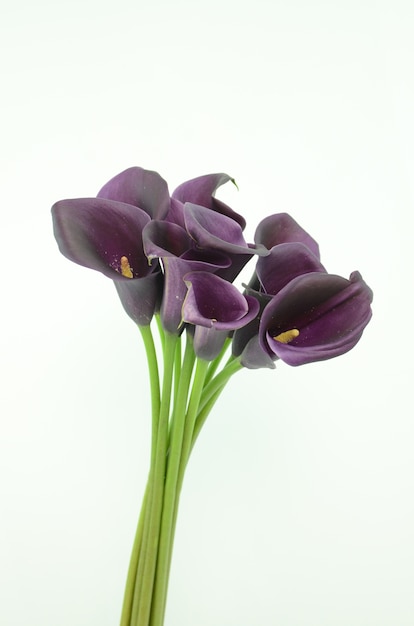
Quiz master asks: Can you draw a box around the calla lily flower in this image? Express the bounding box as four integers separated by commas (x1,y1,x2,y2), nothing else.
51,197,162,325
182,271,260,330
256,242,326,295
143,220,231,333
255,213,320,259
259,271,373,366
97,166,171,220
183,202,268,283
233,242,326,368
184,203,264,256
182,271,260,360
171,172,245,229
143,203,266,333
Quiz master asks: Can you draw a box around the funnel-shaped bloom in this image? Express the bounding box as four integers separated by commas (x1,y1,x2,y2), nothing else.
183,271,260,330
143,220,231,333
182,271,260,360
259,271,373,366
171,173,245,230
52,197,162,325
97,166,170,220
255,213,320,259
184,202,267,283
233,242,326,368
256,242,326,295
143,202,266,333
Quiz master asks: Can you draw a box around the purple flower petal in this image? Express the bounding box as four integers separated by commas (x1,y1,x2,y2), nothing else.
256,242,326,295
172,173,246,229
52,198,153,279
143,220,194,261
191,326,230,361
182,272,260,330
259,271,373,366
52,197,161,325
231,293,275,369
238,335,276,369
143,220,232,333
114,271,163,326
184,203,267,256
165,197,186,229
255,213,320,259
97,166,170,220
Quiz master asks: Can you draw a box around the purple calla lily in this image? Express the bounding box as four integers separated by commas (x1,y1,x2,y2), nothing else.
97,166,171,220
183,271,260,330
184,203,266,256
143,201,266,333
143,220,232,333
259,271,373,366
182,271,260,360
256,242,326,295
255,213,320,260
171,172,246,229
51,197,162,325
183,202,268,284
233,242,327,368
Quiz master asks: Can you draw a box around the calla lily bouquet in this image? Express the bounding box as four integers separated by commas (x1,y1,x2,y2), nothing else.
52,166,373,626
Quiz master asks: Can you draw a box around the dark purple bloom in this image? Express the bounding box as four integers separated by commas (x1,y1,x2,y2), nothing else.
184,203,254,255
182,271,260,360
142,220,231,333
51,197,162,325
259,271,373,366
255,213,320,259
171,173,245,230
182,272,260,330
183,202,268,283
143,203,266,333
233,242,326,368
255,242,326,295
97,166,170,220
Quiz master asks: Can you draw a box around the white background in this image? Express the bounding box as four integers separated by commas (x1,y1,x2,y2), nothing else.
1,1,413,624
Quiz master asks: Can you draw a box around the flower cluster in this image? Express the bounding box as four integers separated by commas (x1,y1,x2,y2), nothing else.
52,166,372,367
51,166,373,626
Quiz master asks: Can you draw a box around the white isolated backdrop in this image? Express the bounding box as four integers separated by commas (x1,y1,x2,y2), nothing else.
1,1,413,625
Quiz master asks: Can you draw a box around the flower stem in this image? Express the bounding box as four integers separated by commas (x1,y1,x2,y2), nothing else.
204,336,231,385
131,332,177,626
198,357,242,414
151,356,210,625
191,358,242,451
149,332,196,626
119,484,149,626
176,357,209,498
119,325,160,626
121,329,242,626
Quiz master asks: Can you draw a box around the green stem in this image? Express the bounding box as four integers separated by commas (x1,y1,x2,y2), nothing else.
192,359,242,451
176,357,209,498
140,325,161,457
192,389,224,451
149,332,196,626
120,325,160,626
199,357,242,414
153,357,209,625
120,329,242,626
132,332,178,626
204,337,231,385
172,336,182,409
119,484,149,626
155,314,165,355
